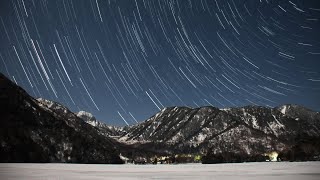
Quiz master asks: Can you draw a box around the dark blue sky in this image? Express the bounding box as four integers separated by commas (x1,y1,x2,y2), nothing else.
1,0,320,126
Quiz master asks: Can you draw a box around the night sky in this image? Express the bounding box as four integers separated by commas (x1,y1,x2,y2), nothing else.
1,0,320,126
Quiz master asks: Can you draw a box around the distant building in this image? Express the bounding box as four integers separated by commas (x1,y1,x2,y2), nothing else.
265,151,279,162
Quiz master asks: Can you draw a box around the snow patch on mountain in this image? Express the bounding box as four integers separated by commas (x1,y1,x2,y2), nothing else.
196,132,207,142
280,105,287,115
77,111,98,126
37,98,67,112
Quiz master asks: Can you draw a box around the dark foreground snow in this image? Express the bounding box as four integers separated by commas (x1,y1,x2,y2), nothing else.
0,162,319,180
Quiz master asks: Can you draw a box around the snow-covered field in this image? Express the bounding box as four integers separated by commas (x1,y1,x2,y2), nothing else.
1,162,319,180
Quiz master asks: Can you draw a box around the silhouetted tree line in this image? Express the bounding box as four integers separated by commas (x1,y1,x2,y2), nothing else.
278,133,320,161
201,148,267,164
202,133,320,164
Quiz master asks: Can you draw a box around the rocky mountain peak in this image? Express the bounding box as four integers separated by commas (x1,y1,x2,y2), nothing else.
76,111,98,126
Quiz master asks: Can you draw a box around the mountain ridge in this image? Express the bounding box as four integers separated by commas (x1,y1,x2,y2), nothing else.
1,72,320,163
76,104,320,159
0,73,123,163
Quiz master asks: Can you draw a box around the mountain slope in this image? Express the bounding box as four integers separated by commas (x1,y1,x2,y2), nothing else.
1,71,319,163
0,73,122,163
120,105,320,156
76,111,126,137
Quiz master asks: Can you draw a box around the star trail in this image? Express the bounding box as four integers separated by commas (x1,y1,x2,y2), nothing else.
0,0,320,126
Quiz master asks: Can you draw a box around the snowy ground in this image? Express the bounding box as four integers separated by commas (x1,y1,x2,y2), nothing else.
1,162,320,180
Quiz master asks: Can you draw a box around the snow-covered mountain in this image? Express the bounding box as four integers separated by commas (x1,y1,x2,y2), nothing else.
0,73,122,163
76,111,126,137
1,71,319,163
77,111,97,126
119,105,320,157
68,103,320,160
76,102,319,159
